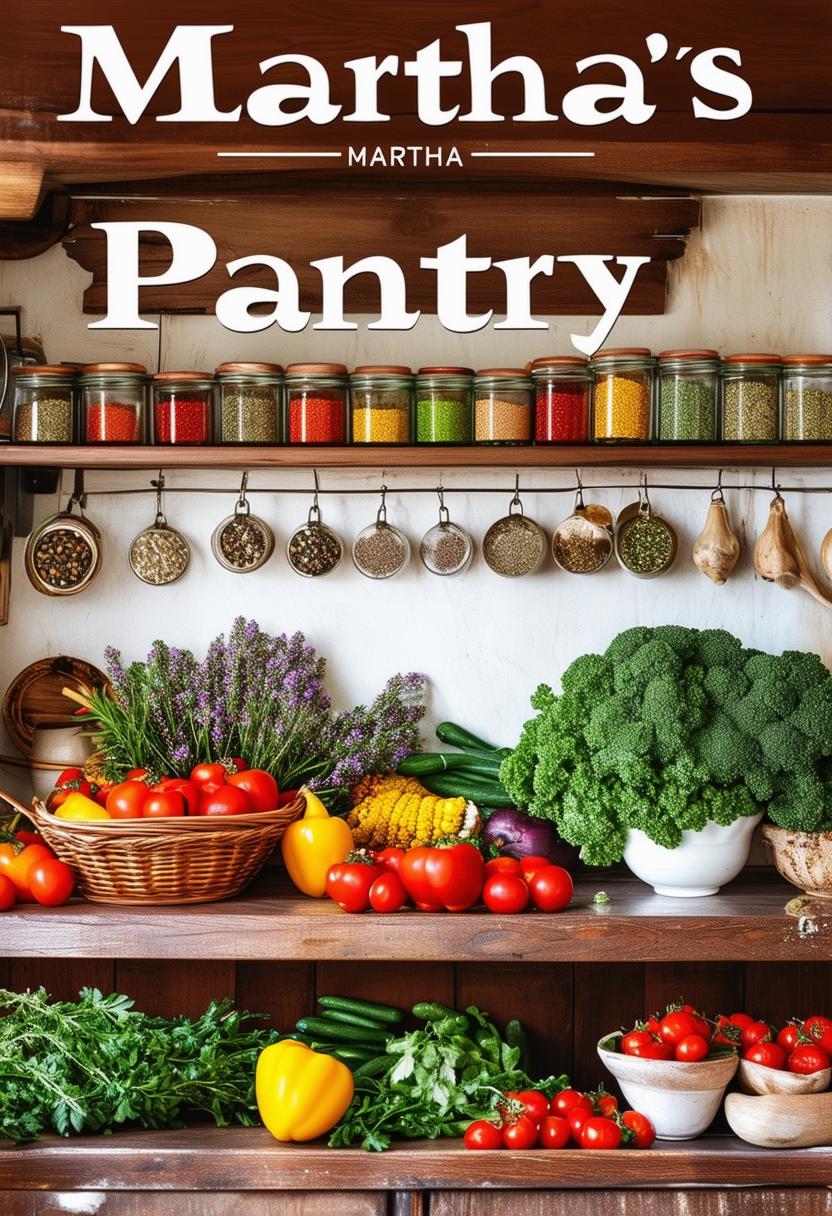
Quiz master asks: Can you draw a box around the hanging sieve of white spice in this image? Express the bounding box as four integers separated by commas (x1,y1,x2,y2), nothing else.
211,474,275,574
420,488,474,576
353,485,411,580
288,485,343,578
482,484,546,578
129,474,191,586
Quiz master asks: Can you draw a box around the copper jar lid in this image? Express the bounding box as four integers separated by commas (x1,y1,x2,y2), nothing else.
11,365,77,377
215,362,284,375
79,362,148,375
657,349,720,361
417,366,475,376
152,371,213,381
285,363,348,376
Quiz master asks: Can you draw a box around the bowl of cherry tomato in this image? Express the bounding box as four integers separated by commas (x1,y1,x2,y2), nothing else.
737,1015,832,1094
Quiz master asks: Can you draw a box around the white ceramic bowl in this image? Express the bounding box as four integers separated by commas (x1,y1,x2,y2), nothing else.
738,1057,831,1095
725,1091,832,1148
598,1033,738,1140
623,813,763,897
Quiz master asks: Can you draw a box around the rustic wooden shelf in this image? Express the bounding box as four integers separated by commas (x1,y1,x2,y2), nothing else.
2,443,832,471
2,874,818,963
3,1128,830,1191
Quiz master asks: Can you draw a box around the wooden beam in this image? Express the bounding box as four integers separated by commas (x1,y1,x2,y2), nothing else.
0,160,44,221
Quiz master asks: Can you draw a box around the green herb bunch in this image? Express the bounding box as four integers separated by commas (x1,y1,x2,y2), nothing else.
0,987,278,1144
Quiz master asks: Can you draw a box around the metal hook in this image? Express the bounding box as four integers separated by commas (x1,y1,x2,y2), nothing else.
437,485,449,525
151,470,166,526
574,468,585,511
511,471,521,506
377,482,388,524
68,468,87,513
711,468,725,503
237,470,250,509
638,470,651,511
771,467,783,500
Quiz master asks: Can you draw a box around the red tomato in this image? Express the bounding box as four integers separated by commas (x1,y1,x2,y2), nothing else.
622,1032,672,1060
621,1030,653,1056
125,768,150,782
643,1016,662,1035
106,780,151,819
501,1115,538,1150
597,1094,618,1117
744,1042,786,1070
728,1013,755,1031
0,843,52,902
200,785,251,816
741,1021,773,1052
675,1034,710,1063
228,757,249,773
190,762,228,788
527,865,573,913
579,1116,622,1150
368,872,408,913
375,847,405,873
621,1110,656,1149
326,859,384,913
55,766,84,787
227,768,279,813
505,1090,550,1126
520,855,552,884
155,778,199,814
568,1105,593,1143
27,858,75,907
15,830,42,848
399,843,484,912
552,1090,592,1118
777,1024,801,1053
805,1016,832,1055
143,791,186,818
538,1116,570,1149
464,1120,502,1150
48,767,92,808
93,784,113,808
788,1043,831,1075
0,874,15,911
483,874,529,914
278,788,301,807
658,1010,711,1046
484,857,523,878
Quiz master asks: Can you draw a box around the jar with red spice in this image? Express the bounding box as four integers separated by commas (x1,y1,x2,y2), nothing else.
152,372,214,445
530,356,591,443
285,363,348,444
79,363,148,444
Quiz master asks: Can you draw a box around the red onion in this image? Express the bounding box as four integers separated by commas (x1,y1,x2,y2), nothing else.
483,809,579,873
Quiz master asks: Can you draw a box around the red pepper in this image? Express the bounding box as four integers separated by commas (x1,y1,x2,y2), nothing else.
399,842,484,912
326,852,384,913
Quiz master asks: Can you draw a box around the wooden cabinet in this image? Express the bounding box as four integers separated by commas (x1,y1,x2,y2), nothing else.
433,1193,832,1216
1,1196,387,1216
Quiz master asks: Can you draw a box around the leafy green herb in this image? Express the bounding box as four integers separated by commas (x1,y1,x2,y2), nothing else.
0,987,278,1144
593,891,610,905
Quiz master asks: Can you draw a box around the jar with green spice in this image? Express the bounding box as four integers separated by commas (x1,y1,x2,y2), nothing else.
781,355,832,441
415,366,473,443
721,354,782,442
656,349,719,442
12,366,76,444
216,362,283,444
350,365,413,444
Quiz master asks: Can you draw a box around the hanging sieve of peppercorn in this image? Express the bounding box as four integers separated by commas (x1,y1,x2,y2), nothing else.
287,471,343,578
129,471,192,586
552,472,614,575
211,471,275,574
352,482,411,579
615,473,678,578
25,469,102,597
482,475,546,578
420,486,474,576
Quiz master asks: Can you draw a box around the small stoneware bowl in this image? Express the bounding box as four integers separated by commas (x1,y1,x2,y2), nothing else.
725,1091,832,1149
598,1033,738,1140
763,826,832,898
738,1057,831,1095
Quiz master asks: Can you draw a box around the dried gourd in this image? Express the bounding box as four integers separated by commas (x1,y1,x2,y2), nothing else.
754,495,832,610
692,497,741,585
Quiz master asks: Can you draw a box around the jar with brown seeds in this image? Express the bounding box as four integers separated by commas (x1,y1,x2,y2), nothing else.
288,505,343,577
482,498,545,577
473,369,533,443
552,493,613,574
12,366,76,444
720,354,782,442
781,355,832,441
216,362,283,444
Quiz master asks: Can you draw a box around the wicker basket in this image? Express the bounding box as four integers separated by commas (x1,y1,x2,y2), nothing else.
2,789,304,906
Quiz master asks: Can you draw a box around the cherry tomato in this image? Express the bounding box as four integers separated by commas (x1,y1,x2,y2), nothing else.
788,1043,831,1075
538,1116,570,1149
0,873,15,911
568,1105,593,1143
0,842,52,902
326,859,384,913
728,1013,755,1031
190,762,228,789
596,1094,618,1117
484,857,523,878
464,1120,502,1150
505,1089,550,1126
805,1015,832,1055
501,1115,538,1150
155,778,199,815
375,847,405,873
552,1089,592,1118
369,872,408,913
621,1030,672,1060
200,785,251,816
143,791,186,818
744,1042,786,1070
658,1010,711,1046
228,757,249,773
106,780,151,819
227,768,278,813
27,858,75,907
777,1024,801,1053
621,1030,653,1056
527,865,573,913
579,1116,622,1150
675,1034,710,1062
622,1110,656,1149
482,873,529,914
741,1021,773,1051
520,855,552,884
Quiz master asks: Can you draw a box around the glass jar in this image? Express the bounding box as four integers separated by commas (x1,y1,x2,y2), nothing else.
781,355,832,441
721,354,782,442
350,365,413,444
216,362,283,444
415,366,473,443
656,349,719,442
152,372,214,445
79,362,147,444
285,363,348,444
590,348,654,442
530,357,591,443
474,369,532,444
12,366,76,444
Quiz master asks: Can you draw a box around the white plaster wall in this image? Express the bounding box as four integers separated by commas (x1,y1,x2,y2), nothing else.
2,196,832,796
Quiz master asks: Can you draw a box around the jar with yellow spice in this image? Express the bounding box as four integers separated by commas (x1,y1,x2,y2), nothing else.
474,369,533,444
350,366,413,444
590,348,655,442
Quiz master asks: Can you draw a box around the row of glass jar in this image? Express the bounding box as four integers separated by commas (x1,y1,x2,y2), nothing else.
11,352,832,446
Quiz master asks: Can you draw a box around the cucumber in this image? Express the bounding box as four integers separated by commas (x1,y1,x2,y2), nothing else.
397,752,503,777
328,1047,378,1066
318,995,405,1025
421,772,513,807
295,1016,391,1044
353,1054,393,1081
412,1001,460,1023
436,722,502,753
314,1006,393,1031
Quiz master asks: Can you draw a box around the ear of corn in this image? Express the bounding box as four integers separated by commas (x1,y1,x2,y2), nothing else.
346,773,480,850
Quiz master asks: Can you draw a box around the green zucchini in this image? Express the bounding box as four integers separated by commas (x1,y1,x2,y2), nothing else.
314,1006,393,1031
397,752,503,777
295,1017,391,1045
436,722,501,752
317,995,404,1025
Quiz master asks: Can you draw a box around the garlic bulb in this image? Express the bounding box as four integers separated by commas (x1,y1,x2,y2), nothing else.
692,498,741,585
754,495,832,610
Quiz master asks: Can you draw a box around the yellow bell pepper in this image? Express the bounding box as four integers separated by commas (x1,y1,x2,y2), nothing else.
280,788,353,897
53,792,111,821
256,1040,354,1142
